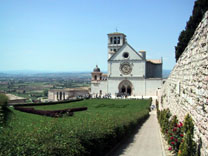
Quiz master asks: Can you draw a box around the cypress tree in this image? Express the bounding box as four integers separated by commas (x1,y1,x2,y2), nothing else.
175,0,208,61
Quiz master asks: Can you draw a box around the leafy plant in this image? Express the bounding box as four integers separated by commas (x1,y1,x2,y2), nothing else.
178,114,196,156
167,116,183,152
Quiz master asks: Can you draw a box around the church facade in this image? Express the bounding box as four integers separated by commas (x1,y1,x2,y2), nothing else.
91,32,162,98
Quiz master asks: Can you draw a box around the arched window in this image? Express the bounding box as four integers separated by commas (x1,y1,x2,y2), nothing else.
118,37,120,44
114,37,117,44
110,37,113,44
114,49,116,52
94,75,97,80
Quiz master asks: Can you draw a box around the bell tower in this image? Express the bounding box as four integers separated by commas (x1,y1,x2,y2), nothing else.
107,32,126,59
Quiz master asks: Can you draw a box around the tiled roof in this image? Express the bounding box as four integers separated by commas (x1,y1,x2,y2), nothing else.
6,94,26,100
107,32,126,36
147,59,162,64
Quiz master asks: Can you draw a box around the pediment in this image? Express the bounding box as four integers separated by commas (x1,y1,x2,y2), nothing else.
108,43,144,61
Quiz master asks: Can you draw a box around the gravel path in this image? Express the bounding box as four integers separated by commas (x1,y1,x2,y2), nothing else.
110,110,165,156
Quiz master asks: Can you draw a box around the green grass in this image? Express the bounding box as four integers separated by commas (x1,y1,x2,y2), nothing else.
0,99,151,156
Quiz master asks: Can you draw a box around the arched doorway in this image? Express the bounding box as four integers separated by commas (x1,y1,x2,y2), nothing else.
127,86,132,95
118,80,133,96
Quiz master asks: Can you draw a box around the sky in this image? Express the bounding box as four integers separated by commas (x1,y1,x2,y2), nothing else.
0,0,196,72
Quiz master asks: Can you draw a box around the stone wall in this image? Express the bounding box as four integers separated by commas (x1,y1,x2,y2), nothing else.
159,11,208,156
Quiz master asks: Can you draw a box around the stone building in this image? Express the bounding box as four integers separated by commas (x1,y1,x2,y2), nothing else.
6,94,27,105
48,87,89,102
91,32,163,98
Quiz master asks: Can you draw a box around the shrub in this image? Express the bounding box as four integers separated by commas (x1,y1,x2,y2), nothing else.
0,94,10,125
183,114,194,135
158,109,171,134
178,114,196,156
167,116,183,152
14,106,88,117
158,111,198,155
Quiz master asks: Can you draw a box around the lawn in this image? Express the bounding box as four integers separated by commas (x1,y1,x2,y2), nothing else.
0,99,151,156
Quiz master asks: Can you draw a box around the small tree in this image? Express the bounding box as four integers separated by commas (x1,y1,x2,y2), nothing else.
178,130,196,156
159,109,171,134
178,114,196,156
0,94,10,125
183,114,194,135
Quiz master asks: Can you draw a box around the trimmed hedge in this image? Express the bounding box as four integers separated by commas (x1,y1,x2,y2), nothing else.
14,106,88,117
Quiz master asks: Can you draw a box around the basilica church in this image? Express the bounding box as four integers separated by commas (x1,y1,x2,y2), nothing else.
91,32,162,98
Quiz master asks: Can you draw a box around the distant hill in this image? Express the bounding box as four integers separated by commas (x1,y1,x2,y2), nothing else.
0,71,91,78
0,70,171,79
163,70,171,79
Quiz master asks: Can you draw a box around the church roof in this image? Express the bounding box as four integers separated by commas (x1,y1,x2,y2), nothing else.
147,59,162,64
108,42,143,61
107,32,126,36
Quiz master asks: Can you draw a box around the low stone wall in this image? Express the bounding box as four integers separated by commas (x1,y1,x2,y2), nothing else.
159,11,208,156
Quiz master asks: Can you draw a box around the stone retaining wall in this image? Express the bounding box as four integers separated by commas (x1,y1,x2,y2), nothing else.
159,11,208,156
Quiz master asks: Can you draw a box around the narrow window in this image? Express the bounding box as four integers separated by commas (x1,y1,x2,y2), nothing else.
110,37,113,44
118,37,120,44
114,49,116,52
114,37,117,44
94,75,97,80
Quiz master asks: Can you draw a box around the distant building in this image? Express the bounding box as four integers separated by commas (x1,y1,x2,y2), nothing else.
6,94,27,105
48,87,90,102
91,32,162,98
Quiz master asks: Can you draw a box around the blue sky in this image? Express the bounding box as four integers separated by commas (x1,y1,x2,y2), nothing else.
0,0,196,72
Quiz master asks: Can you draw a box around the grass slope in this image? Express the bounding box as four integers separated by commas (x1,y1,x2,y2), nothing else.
0,99,151,156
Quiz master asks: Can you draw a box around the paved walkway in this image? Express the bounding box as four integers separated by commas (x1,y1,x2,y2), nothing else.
110,110,165,156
